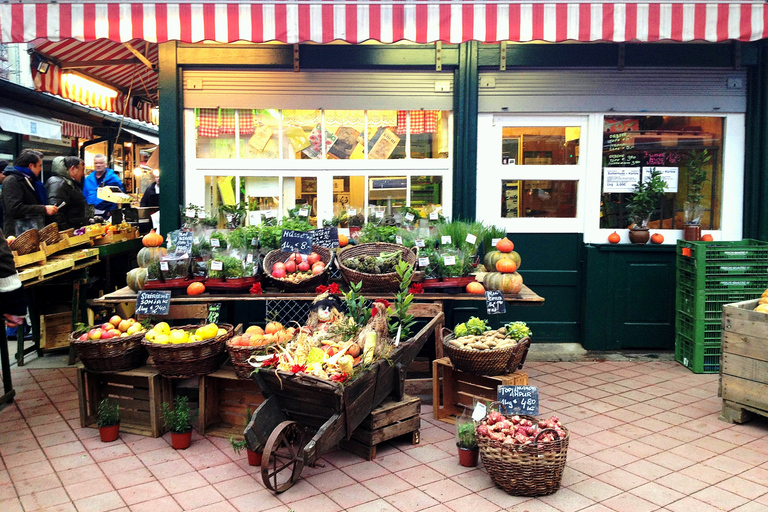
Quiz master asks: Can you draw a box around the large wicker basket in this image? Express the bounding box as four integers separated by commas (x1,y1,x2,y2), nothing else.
142,323,233,378
70,329,148,373
478,414,569,496
39,223,61,245
336,242,419,293
263,245,332,291
9,229,40,255
443,331,530,376
226,342,273,380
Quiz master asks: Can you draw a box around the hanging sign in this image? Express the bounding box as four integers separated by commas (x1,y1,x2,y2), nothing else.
135,291,171,316
485,290,506,315
175,231,194,255
281,230,314,253
207,303,221,324
311,227,339,248
603,167,640,193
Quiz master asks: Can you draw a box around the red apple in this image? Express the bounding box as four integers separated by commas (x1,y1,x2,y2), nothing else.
288,252,303,263
307,252,321,265
118,319,133,332
88,329,102,340
109,329,121,338
109,315,123,327
101,323,115,331
272,268,287,279
78,333,88,341
284,260,297,273
100,330,115,339
312,264,325,275
298,261,310,272
272,262,285,272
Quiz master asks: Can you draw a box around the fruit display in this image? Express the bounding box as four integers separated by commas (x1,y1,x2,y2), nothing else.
229,323,295,347
144,322,226,345
754,288,768,314
448,318,531,352
477,412,567,445
270,252,326,282
484,237,522,271
126,267,148,291
483,271,523,294
341,249,404,274
77,315,145,341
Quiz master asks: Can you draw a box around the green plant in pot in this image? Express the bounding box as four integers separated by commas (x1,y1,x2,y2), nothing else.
456,409,479,467
162,396,198,450
683,149,711,241
229,409,261,466
97,398,120,442
626,169,667,244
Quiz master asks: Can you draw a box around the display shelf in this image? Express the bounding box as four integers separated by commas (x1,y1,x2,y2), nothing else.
199,368,265,438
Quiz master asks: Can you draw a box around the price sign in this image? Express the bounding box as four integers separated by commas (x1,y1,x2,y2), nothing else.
472,402,487,422
395,235,403,245
226,214,233,222
348,208,357,216
375,210,384,219
404,212,415,222
135,291,171,316
418,257,430,267
429,211,439,220
491,238,501,248
443,255,456,266
415,239,425,248
159,261,169,271
299,207,310,217
246,253,254,264
466,234,477,245
311,227,339,248
485,290,506,315
264,209,276,219
207,303,221,324
441,235,452,245
251,238,258,247
211,260,223,271
210,238,220,248
497,386,539,416
281,230,314,253
185,209,195,218
175,231,194,255
197,210,206,219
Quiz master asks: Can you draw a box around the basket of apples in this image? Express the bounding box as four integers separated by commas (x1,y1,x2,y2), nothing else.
264,245,333,291
70,315,148,373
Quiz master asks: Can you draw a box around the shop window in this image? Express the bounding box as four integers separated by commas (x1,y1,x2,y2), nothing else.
410,176,443,215
241,110,283,160
195,108,237,159
241,176,279,224
405,111,451,159
332,176,365,226
599,116,723,230
501,126,580,165
501,180,577,218
285,177,317,226
367,110,404,160
368,176,407,216
325,110,365,160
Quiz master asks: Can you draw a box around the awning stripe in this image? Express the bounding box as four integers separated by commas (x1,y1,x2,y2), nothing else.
53,118,93,140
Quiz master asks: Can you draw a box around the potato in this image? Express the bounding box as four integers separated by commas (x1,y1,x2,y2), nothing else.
449,340,464,349
472,342,489,350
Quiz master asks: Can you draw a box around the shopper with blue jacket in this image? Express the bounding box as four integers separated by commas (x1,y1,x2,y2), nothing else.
83,154,124,217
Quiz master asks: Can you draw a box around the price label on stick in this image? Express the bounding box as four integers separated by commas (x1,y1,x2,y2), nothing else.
210,238,220,248
135,291,171,316
443,255,456,266
491,238,501,248
311,227,339,248
497,386,539,416
466,233,477,245
375,210,384,219
211,260,223,271
185,209,195,218
429,211,439,220
472,402,487,422
405,212,415,222
418,257,430,267
207,303,221,324
160,261,169,271
281,230,314,253
395,235,403,245
197,210,206,219
441,235,452,245
485,290,506,315
299,207,309,217
415,239,425,248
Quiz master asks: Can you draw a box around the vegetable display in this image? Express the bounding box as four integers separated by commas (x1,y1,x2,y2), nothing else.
477,412,566,445
343,249,405,274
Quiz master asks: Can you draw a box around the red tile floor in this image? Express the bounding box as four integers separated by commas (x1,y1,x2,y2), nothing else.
1,360,768,512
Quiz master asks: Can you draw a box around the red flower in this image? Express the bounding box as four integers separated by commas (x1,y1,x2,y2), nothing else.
328,283,341,294
409,283,424,294
315,285,329,294
290,364,307,373
330,372,349,383
372,299,392,316
261,355,279,368
249,282,263,294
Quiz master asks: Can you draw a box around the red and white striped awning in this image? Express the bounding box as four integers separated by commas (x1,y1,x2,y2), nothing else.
53,118,94,140
2,1,768,44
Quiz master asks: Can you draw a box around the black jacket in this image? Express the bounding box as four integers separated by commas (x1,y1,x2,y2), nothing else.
46,174,90,231
0,227,27,317
140,182,160,208
1,170,47,237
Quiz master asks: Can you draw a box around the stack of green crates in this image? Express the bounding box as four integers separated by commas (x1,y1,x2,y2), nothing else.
676,239,768,373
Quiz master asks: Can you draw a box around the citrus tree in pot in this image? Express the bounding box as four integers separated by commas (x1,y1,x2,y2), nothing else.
162,396,198,449
626,169,667,244
97,398,120,442
683,149,711,241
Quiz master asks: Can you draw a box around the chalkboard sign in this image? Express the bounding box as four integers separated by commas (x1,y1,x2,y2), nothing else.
135,291,171,316
605,132,632,152
175,230,194,255
207,303,221,324
312,227,339,248
280,230,314,253
497,385,539,416
485,290,506,315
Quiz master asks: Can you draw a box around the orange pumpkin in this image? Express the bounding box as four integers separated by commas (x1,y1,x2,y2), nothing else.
484,272,524,294
496,237,514,253
484,250,521,271
701,234,714,241
495,259,517,273
608,232,621,244
186,282,206,295
265,321,284,335
142,229,164,247
338,234,349,247
651,233,664,244
466,281,485,294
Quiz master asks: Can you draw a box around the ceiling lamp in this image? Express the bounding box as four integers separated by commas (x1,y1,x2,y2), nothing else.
62,73,119,99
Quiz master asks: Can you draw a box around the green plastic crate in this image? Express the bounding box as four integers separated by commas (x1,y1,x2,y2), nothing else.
676,282,761,321
675,332,721,373
677,268,768,292
676,310,722,343
677,239,768,264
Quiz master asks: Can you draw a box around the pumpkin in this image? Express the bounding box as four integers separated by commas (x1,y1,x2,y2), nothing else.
701,234,714,241
142,229,164,247
187,282,206,295
651,233,664,244
126,268,148,292
484,271,523,294
339,234,349,247
137,246,167,268
466,281,485,294
608,232,621,244
495,259,517,273
496,237,514,253
484,250,521,271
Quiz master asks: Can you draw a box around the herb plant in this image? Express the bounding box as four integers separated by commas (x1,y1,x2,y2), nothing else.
343,281,371,328
222,256,244,279
161,396,198,433
389,260,416,340
684,149,711,224
456,418,477,449
504,321,532,340
209,231,228,250
97,398,120,427
147,260,162,280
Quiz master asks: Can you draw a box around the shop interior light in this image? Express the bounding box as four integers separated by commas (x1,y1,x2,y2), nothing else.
124,142,133,147
62,73,119,99
36,60,50,74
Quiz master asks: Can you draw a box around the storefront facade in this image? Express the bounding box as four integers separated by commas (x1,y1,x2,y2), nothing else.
5,2,768,350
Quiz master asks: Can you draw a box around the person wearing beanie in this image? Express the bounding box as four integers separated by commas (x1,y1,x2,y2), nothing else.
46,156,90,230
2,150,58,236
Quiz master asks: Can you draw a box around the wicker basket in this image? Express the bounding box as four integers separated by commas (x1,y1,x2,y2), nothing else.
226,342,271,380
263,245,332,291
39,223,61,245
478,414,569,496
142,323,233,378
443,331,530,376
336,242,419,293
70,329,148,373
9,229,40,256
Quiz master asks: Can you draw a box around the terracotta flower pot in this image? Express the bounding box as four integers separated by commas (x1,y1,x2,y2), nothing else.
457,446,479,467
247,448,262,466
171,430,192,450
683,223,702,241
628,227,650,245
99,423,120,443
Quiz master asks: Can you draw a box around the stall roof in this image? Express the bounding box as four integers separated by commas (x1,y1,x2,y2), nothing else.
2,1,768,45
0,106,62,140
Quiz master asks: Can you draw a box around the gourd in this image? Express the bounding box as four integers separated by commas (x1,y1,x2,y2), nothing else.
142,229,164,247
137,246,167,268
484,250,521,271
126,268,148,291
495,259,517,273
484,272,523,294
496,237,514,253
466,281,485,294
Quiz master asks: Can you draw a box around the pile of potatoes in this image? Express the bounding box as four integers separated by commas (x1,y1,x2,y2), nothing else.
447,327,518,351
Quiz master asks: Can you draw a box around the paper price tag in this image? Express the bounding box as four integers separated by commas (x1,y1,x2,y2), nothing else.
418,257,430,267
246,254,254,264
395,236,403,245
466,234,477,244
197,210,206,219
429,211,439,220
299,207,309,217
404,212,415,222
348,208,357,216
491,238,501,247
472,403,487,422
375,211,384,219
210,238,220,248
226,214,233,222
441,235,452,245
415,239,425,248
211,260,223,271
265,210,276,219
443,255,456,266
251,238,258,246
394,324,402,347
185,209,195,218
160,261,169,271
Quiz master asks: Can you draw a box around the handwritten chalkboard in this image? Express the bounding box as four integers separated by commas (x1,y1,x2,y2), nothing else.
605,132,632,152
135,291,171,316
280,230,314,253
497,385,539,416
312,227,339,248
207,303,221,324
485,290,506,315
175,230,194,255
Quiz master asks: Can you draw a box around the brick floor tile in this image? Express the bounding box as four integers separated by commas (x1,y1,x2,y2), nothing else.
0,437,40,457
594,468,649,492
426,456,476,477
599,395,635,408
567,420,606,437
8,459,54,481
716,475,768,500
42,440,85,459
37,428,80,448
692,485,749,509
18,487,70,511
30,420,71,437
362,473,413,497
665,496,728,512
601,492,659,512
591,447,640,467
418,426,455,445
128,495,183,512
372,450,420,473
570,437,611,455
49,451,94,472
272,477,320,503
188,501,239,512
321,447,366,468
616,440,663,459
99,454,144,475
64,476,114,501
123,436,170,454
198,460,247,484
73,490,126,512
395,465,445,487
385,487,439,511
278,492,343,511
161,470,210,494
420,479,471,502
731,502,768,512
136,447,183,467
584,430,633,448
443,493,500,512
341,460,391,482
326,482,379,509
536,487,595,511
725,446,768,466
506,501,560,512
106,467,155,490
569,477,622,502
629,481,686,507
173,484,224,510
146,458,196,479
645,451,697,472
475,486,532,509
655,471,710,495
183,449,233,470
305,468,357,493
0,482,17,501
212,474,261,499
576,505,617,512
406,444,451,463
347,498,400,512
4,447,46,467
566,456,615,477
117,480,168,506
89,443,134,463
678,463,732,485
448,468,495,492
622,459,673,480
700,453,754,476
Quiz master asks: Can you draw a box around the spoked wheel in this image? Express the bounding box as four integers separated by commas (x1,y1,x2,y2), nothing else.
261,420,307,492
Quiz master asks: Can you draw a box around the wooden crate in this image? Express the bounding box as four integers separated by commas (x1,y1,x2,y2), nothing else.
340,395,421,460
42,238,70,256
77,366,171,437
40,312,72,350
12,248,46,268
199,368,265,438
432,357,528,424
720,299,768,423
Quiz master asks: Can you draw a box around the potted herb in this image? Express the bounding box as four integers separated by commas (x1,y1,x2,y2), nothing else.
456,409,478,467
97,398,120,442
683,149,711,241
159,254,190,285
626,169,667,244
222,256,244,281
209,231,228,252
228,408,260,466
220,204,246,229
208,257,226,282
162,396,198,449
146,260,163,282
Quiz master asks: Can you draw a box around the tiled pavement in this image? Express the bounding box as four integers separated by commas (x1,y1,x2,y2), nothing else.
1,360,768,512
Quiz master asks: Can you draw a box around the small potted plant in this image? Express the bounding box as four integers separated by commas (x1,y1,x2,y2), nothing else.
229,408,260,465
162,396,198,450
97,398,120,442
683,149,711,241
456,410,478,467
626,169,667,244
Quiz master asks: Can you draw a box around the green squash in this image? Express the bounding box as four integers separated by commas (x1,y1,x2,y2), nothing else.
126,268,148,291
484,271,523,294
483,250,521,271
137,246,167,268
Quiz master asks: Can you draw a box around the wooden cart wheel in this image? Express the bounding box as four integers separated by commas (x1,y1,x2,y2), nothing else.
261,420,307,493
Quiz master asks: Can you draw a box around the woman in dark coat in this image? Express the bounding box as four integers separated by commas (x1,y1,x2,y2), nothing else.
1,150,58,236
46,156,90,230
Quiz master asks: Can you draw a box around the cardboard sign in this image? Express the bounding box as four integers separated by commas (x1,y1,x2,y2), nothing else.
311,227,339,248
497,385,539,416
485,290,506,314
175,230,194,255
207,303,221,324
281,230,314,253
135,291,171,316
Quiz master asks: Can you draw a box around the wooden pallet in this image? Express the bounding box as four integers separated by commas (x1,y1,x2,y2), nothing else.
66,232,92,248
65,247,99,265
432,357,528,424
40,256,74,276
77,366,171,437
199,368,265,438
340,395,421,460
93,229,138,246
17,266,42,282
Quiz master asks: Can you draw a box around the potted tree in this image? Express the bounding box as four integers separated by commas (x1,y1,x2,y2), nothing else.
162,396,198,450
626,169,667,244
456,411,479,467
683,149,711,241
97,398,120,442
